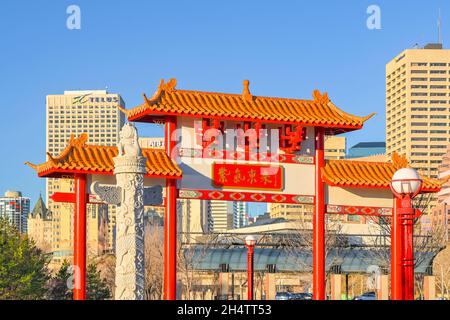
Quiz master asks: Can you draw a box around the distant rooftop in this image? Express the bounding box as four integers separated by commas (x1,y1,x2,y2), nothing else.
239,217,287,229
348,154,387,163
423,43,443,50
350,142,386,149
29,195,52,220
3,190,22,198
63,90,108,95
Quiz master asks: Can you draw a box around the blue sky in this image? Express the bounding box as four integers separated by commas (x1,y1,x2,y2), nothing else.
1,0,449,215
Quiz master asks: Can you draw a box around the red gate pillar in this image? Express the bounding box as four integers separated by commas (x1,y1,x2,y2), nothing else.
313,127,325,300
74,173,87,300
164,117,178,300
391,197,403,300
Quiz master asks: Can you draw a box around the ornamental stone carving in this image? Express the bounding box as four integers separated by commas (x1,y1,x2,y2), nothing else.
90,123,164,300
113,123,146,300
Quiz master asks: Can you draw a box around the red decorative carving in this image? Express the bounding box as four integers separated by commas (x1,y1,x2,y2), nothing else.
279,124,306,154
197,118,225,154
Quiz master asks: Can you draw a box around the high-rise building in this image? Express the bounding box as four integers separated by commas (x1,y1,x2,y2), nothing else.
27,195,53,251
86,203,109,257
234,202,249,228
0,191,30,234
430,143,450,242
46,90,125,260
180,199,211,242
138,137,166,219
324,136,347,160
347,142,386,159
209,200,237,232
386,44,450,179
269,203,313,222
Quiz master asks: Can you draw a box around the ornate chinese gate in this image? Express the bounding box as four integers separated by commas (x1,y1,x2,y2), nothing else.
27,79,444,300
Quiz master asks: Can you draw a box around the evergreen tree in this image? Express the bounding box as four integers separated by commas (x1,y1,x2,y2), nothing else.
46,260,72,300
48,261,111,300
86,263,111,300
0,218,50,299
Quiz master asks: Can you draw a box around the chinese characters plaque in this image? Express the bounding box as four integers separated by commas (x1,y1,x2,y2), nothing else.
212,163,284,191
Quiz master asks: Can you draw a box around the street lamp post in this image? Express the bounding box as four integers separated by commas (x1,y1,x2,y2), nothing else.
245,235,257,300
390,168,422,300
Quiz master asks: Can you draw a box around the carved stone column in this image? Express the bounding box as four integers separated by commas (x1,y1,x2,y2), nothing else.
91,123,164,300
113,147,147,299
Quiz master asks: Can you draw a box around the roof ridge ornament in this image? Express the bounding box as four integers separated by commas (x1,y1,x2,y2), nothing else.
142,78,177,108
362,112,377,122
242,79,253,103
72,133,89,147
163,78,177,92
24,161,37,169
391,152,409,169
143,79,164,103
312,89,330,105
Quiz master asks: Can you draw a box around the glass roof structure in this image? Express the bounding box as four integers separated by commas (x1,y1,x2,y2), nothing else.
186,247,436,274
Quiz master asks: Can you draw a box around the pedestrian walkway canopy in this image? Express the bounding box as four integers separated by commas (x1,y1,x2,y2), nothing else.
185,247,437,274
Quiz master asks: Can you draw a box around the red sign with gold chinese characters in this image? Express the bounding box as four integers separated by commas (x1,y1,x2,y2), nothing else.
212,163,284,191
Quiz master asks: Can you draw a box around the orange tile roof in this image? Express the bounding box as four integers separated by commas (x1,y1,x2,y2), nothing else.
25,134,182,179
322,153,445,192
119,79,375,134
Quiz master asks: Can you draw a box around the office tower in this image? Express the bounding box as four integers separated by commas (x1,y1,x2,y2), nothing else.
234,202,249,228
180,199,211,242
27,195,53,251
46,90,125,260
386,44,450,179
324,136,347,160
0,191,30,234
347,142,386,159
431,144,450,242
209,200,237,232
386,44,450,211
269,203,313,222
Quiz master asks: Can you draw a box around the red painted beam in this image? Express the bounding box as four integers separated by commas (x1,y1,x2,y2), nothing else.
51,192,102,204
51,192,76,203
178,189,315,205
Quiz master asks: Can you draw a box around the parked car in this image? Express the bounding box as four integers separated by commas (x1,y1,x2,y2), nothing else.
275,292,292,300
290,293,313,300
353,292,377,300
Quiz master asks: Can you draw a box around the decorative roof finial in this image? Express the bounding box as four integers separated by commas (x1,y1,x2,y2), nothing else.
391,152,409,169
313,90,330,105
242,79,253,102
164,78,177,92
72,133,88,147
